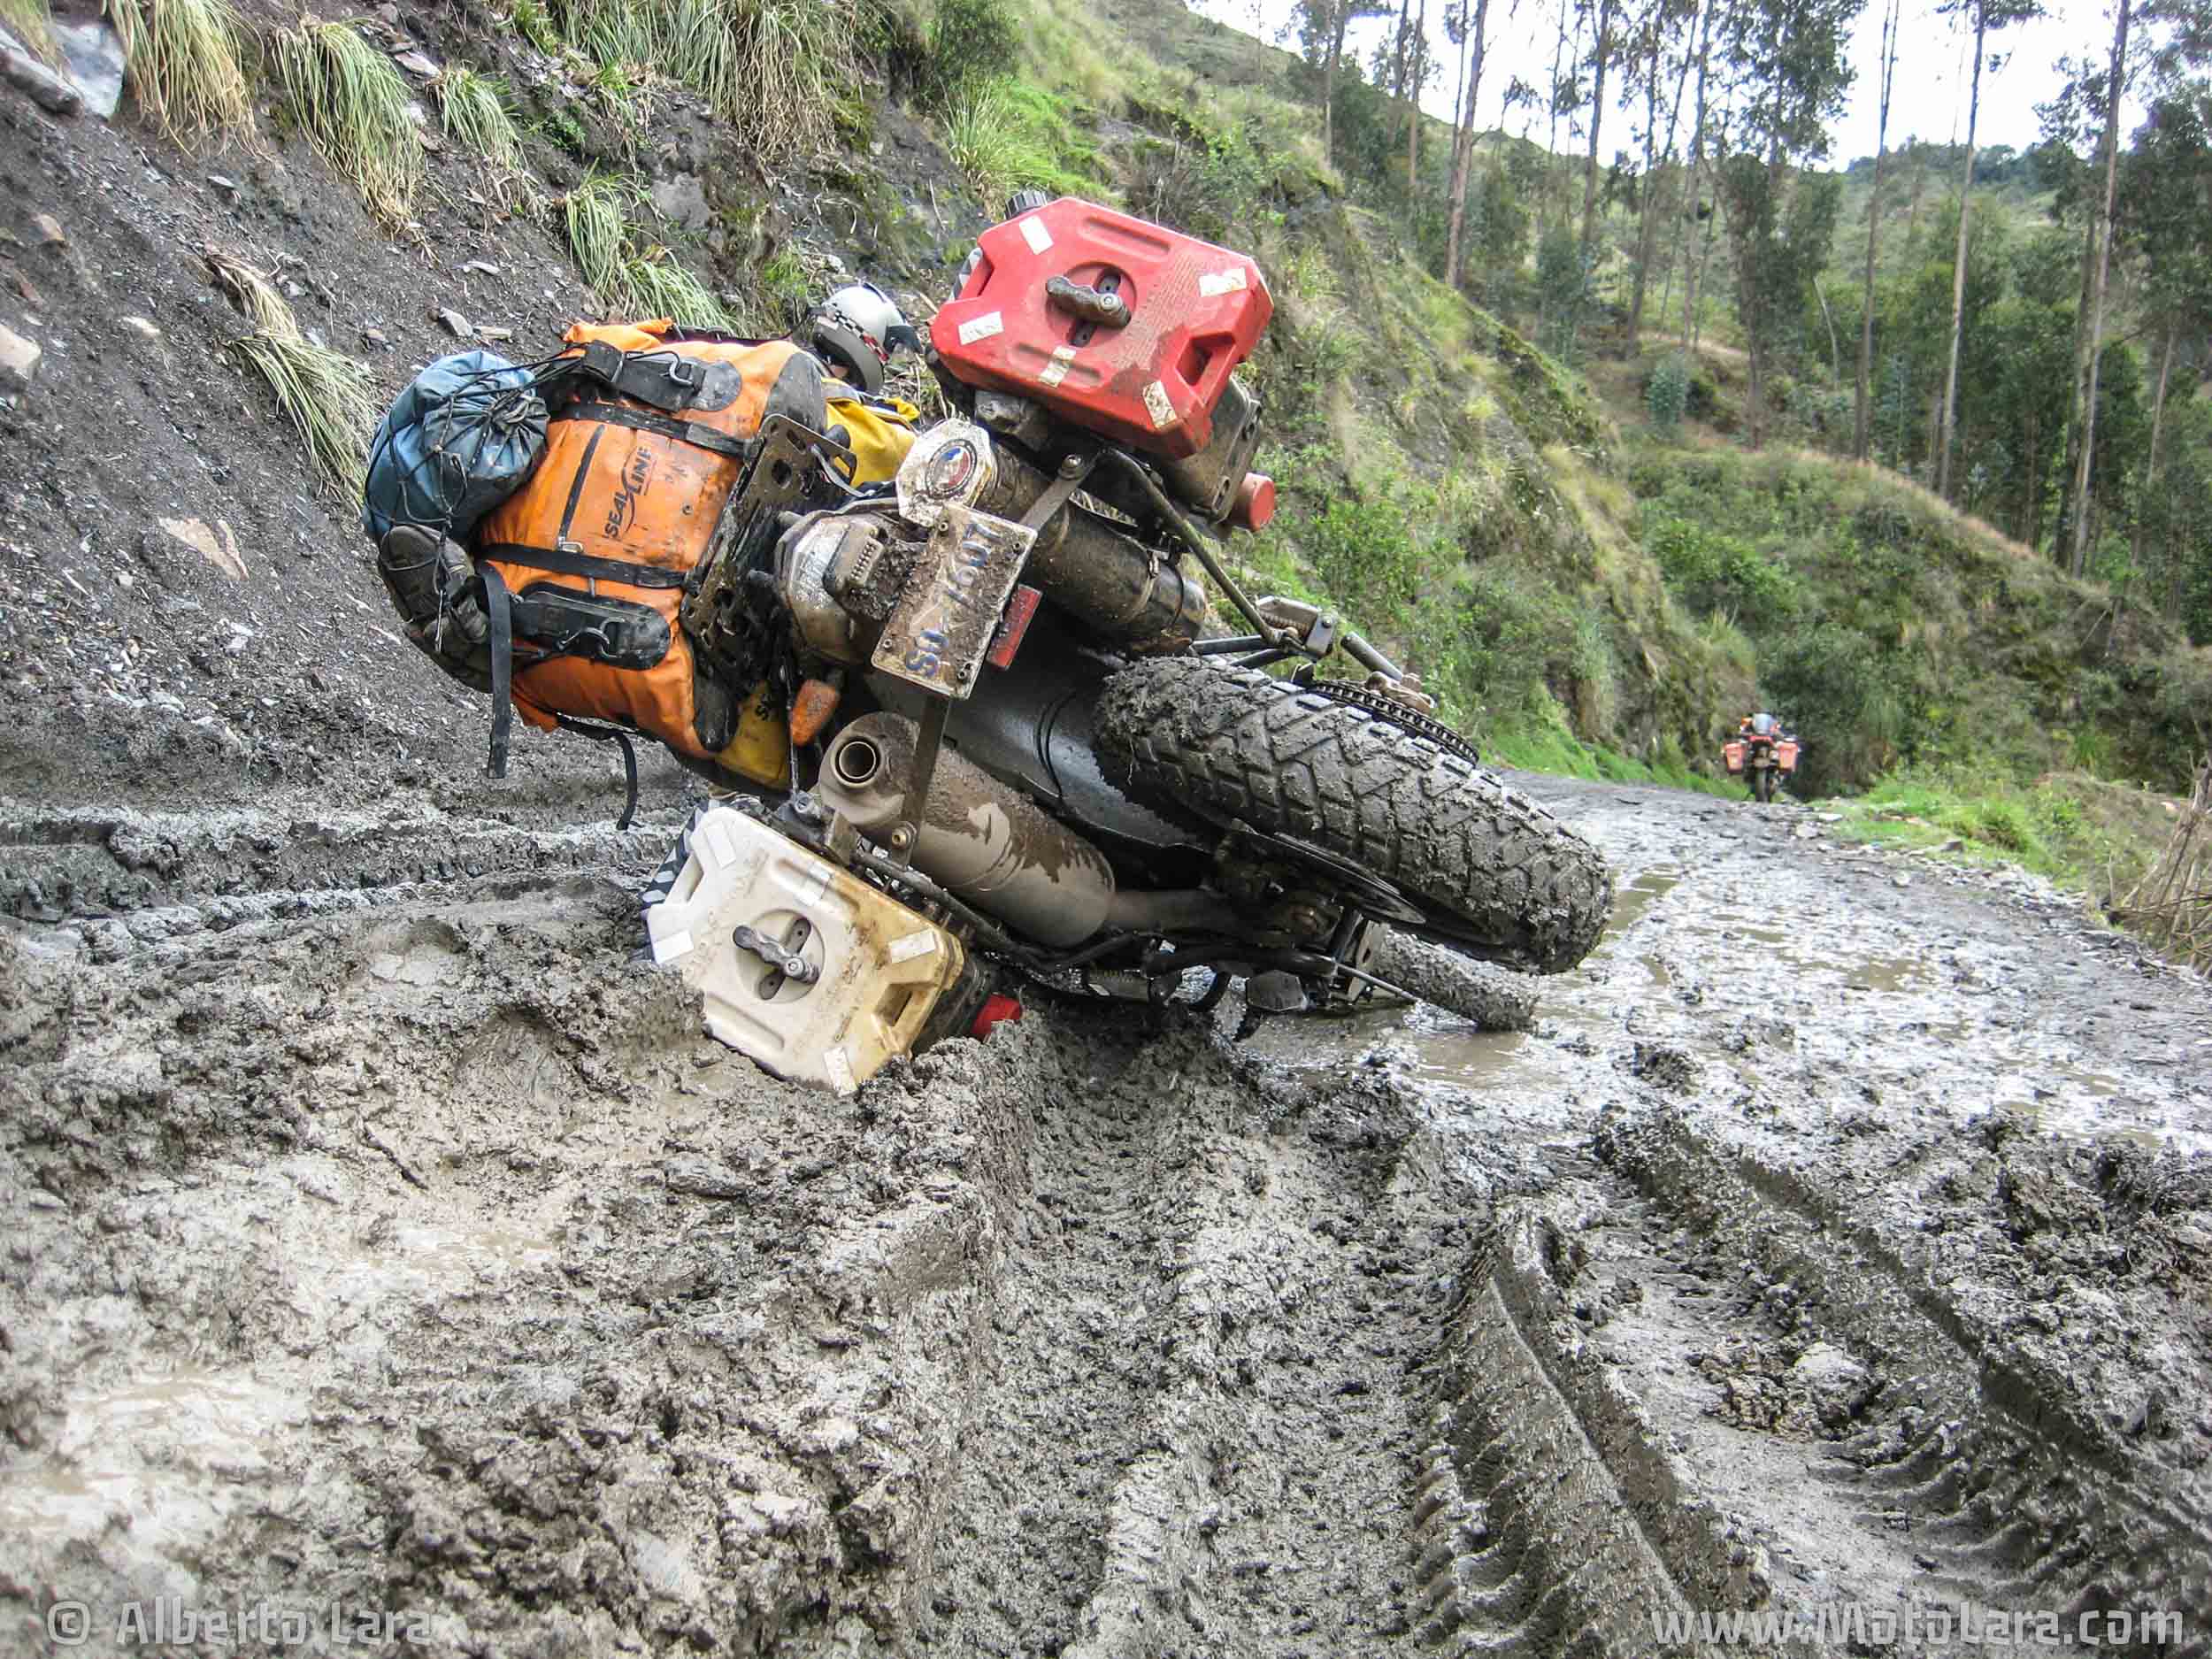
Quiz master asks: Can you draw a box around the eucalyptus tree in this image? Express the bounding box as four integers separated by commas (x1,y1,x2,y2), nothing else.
1716,0,1864,444
1854,0,1901,460
1933,0,2047,502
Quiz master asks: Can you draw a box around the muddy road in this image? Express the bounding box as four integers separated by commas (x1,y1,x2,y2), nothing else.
3,774,2209,1657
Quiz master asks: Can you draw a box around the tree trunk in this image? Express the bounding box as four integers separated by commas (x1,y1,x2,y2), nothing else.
1904,142,1926,249
1676,0,1716,347
2068,0,2132,580
1548,0,1573,230
1853,0,1900,460
1390,0,1413,157
1628,3,1691,349
1688,180,1719,349
2055,180,2101,557
1935,9,1985,502
1444,0,1491,288
1660,205,1687,334
2137,321,2177,603
1408,0,1426,193
1324,1,1353,167
1580,0,1616,256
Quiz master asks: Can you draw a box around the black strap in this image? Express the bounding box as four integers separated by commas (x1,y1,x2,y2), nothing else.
483,563,515,779
547,342,738,414
479,542,687,589
554,717,641,831
558,424,603,541
554,398,753,460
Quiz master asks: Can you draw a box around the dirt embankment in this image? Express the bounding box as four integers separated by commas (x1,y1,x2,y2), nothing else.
4,772,2209,1658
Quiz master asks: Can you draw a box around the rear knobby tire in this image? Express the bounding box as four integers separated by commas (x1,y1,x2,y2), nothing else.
1095,659,1611,974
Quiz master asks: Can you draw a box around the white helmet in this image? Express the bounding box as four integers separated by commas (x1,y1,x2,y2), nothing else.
810,282,919,396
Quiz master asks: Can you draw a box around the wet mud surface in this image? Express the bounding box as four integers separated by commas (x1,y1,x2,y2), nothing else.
4,778,2210,1657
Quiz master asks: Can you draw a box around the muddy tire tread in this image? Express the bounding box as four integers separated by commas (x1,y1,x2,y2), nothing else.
1095,659,1611,972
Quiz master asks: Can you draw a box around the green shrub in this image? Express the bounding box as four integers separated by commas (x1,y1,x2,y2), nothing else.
511,0,564,51
925,0,1013,103
1645,353,1691,434
941,78,1094,205
1128,130,1271,244
1647,514,1800,622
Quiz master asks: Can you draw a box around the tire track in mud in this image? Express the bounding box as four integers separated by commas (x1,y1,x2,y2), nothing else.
1406,1120,2212,1659
1594,1108,2212,1644
913,1037,1486,1656
0,801,668,927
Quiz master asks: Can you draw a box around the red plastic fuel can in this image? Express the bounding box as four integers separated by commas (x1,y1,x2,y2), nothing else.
931,198,1273,460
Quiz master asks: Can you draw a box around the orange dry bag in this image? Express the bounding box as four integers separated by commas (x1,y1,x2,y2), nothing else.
471,320,828,784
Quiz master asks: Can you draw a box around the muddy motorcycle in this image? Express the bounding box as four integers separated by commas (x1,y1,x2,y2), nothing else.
649,199,1611,1089
1723,727,1799,804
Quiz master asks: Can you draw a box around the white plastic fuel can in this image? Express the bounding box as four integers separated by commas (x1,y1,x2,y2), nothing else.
644,807,966,1093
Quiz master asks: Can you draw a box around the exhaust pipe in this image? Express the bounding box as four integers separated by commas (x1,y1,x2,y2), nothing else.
820,713,1245,949
818,713,1118,949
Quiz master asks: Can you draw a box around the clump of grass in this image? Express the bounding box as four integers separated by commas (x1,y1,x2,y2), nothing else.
555,0,656,68
619,249,729,328
108,0,257,143
664,0,739,107
510,0,563,50
434,66,521,173
275,18,422,222
563,172,633,298
944,81,1045,205
3,0,58,63
726,0,852,157
528,0,853,157
563,174,726,325
204,250,376,495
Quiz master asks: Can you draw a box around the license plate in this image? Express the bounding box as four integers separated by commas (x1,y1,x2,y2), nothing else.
872,504,1037,697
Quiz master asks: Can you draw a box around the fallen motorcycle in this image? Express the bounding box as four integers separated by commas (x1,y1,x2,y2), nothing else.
639,198,1612,1088
1723,714,1799,804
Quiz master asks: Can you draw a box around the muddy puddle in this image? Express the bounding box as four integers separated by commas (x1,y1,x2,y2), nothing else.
1241,865,1689,1128
0,1369,306,1563
1249,849,2212,1159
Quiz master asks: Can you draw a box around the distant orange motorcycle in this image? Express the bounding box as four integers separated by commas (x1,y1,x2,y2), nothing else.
1722,712,1800,804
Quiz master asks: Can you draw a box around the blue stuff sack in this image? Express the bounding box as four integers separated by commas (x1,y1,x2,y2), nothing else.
361,349,548,541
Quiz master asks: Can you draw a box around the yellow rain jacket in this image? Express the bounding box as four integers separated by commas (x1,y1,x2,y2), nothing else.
827,392,922,487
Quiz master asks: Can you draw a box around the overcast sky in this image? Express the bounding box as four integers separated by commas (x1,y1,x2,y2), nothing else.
1188,0,2131,166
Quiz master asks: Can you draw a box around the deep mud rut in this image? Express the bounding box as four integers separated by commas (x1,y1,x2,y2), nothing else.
4,778,2209,1658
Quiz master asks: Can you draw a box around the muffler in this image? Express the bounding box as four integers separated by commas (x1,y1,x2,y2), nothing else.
818,713,1118,949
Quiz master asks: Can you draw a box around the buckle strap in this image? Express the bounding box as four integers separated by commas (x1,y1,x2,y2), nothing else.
553,717,641,831
480,541,687,589
484,563,515,779
549,342,741,413
554,398,754,460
